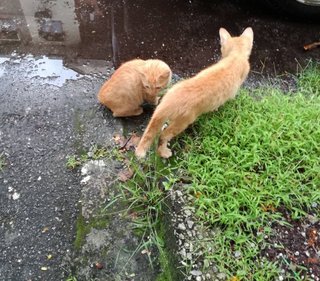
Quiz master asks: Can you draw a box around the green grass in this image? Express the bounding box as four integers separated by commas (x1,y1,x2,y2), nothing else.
66,276,77,281
173,68,320,279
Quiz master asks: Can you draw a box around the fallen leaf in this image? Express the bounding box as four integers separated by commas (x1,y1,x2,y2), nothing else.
195,191,202,198
42,227,49,233
113,133,126,147
118,168,134,182
261,204,276,212
307,227,318,247
113,132,141,151
47,254,52,260
95,262,103,269
230,277,240,281
307,257,319,264
125,133,141,150
129,211,138,220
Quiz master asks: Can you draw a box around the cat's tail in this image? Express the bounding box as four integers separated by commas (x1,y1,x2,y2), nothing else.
135,107,167,159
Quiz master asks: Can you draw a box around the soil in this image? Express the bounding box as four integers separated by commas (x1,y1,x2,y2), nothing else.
262,208,320,280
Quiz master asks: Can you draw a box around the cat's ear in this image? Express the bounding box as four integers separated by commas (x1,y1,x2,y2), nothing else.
241,27,254,42
219,28,231,46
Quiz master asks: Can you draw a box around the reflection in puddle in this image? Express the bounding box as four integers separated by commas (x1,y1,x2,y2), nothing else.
0,56,10,77
24,55,82,87
0,54,82,86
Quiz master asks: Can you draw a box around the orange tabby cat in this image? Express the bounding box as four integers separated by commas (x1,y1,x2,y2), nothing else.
135,27,254,159
97,59,172,117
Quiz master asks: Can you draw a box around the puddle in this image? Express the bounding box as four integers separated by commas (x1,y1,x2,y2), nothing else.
0,54,83,86
0,0,319,76
0,56,10,77
23,55,82,87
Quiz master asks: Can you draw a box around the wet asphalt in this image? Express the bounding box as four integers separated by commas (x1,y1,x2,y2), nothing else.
0,0,319,280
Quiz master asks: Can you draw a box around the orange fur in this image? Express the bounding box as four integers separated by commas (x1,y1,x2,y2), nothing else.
135,27,254,158
97,59,172,117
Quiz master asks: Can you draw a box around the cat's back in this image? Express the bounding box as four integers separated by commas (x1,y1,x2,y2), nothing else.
99,59,145,92
111,59,145,80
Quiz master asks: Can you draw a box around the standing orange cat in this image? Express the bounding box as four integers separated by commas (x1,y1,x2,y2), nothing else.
135,27,254,159
98,59,172,117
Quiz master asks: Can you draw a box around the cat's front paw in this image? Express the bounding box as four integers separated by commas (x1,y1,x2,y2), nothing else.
135,147,146,159
158,147,172,158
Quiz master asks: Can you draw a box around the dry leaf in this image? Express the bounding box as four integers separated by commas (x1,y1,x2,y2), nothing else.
118,168,134,182
261,204,276,212
47,254,52,260
113,132,141,151
306,257,319,264
125,133,141,150
113,133,126,147
307,227,318,247
95,262,104,269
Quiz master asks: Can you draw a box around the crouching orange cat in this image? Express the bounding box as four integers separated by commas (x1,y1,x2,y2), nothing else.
135,27,254,159
98,59,172,117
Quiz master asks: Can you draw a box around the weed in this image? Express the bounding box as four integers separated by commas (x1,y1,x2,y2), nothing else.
0,153,6,171
66,145,111,169
65,276,77,281
66,155,82,169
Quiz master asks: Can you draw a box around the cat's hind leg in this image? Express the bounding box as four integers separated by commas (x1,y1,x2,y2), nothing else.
157,117,193,158
112,107,143,117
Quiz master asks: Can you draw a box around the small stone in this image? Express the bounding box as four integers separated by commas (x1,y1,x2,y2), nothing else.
184,209,192,217
234,250,241,258
178,223,186,231
294,251,299,256
196,276,202,281
176,190,183,197
179,234,185,240
186,220,194,229
190,270,202,276
180,248,186,258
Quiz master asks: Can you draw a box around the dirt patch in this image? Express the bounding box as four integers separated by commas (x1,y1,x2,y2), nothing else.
262,208,320,281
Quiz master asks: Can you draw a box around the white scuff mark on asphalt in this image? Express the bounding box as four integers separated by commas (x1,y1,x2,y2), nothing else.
12,192,20,200
8,186,20,200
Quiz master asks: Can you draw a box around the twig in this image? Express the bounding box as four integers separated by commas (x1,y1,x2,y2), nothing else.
303,42,320,51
